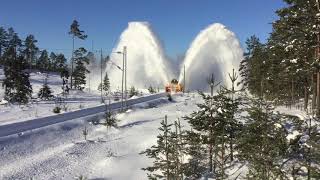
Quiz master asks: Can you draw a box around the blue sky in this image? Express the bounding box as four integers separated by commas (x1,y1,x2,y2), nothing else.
0,0,286,58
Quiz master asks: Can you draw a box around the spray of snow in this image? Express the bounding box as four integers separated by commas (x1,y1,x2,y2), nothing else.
106,22,173,90
178,23,243,91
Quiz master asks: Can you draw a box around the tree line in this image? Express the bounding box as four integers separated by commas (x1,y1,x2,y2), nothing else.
142,71,320,179
141,0,320,179
239,0,320,116
0,20,99,104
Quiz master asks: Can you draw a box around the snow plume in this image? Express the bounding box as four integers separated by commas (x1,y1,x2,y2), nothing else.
178,23,243,91
106,22,173,90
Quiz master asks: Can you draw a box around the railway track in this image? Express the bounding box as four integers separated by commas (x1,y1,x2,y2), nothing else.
0,93,167,137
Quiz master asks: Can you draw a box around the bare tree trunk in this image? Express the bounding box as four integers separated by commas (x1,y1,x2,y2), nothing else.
304,79,309,111
164,115,170,180
209,142,213,172
317,72,320,117
312,74,317,115
291,78,294,106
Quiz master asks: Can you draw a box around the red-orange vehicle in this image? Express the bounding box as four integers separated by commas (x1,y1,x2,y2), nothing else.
165,79,183,93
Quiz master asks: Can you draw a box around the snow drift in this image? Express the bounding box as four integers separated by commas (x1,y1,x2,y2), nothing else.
178,23,243,91
106,22,173,90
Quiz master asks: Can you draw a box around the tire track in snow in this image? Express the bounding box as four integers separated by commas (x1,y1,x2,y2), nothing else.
0,143,74,179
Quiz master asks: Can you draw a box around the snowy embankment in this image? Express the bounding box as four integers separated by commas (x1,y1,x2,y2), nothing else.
0,71,106,126
0,93,199,179
0,92,167,137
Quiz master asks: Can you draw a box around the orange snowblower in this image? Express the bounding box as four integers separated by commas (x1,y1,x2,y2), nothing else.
165,79,183,93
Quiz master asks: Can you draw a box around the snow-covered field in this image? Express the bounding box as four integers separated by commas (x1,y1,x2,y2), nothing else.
0,93,200,179
0,70,129,126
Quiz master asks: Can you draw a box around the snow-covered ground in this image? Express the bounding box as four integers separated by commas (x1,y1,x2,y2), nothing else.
0,70,147,126
0,93,200,179
0,70,312,180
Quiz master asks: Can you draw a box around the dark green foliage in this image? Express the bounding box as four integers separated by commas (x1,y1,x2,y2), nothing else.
141,115,183,179
129,86,139,98
38,75,53,100
182,130,207,179
0,27,8,64
49,52,57,71
239,36,268,98
69,20,88,40
98,72,110,96
283,116,320,179
238,98,287,179
55,54,70,95
37,50,49,72
3,47,32,104
69,20,87,89
148,86,157,94
53,106,61,113
72,48,90,90
7,28,22,50
104,105,117,128
23,35,38,70
239,0,318,107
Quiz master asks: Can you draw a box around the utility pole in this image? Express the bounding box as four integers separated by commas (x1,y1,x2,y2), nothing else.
121,47,125,111
183,65,186,93
124,46,127,108
100,49,103,103
88,40,94,93
71,35,74,89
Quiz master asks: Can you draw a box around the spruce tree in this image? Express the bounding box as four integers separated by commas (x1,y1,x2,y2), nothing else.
183,130,207,179
284,116,320,180
129,86,138,98
141,115,181,179
98,72,110,96
104,105,117,128
72,47,89,90
38,74,53,100
238,98,287,179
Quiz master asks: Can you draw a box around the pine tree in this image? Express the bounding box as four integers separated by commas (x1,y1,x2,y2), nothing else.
184,73,221,174
22,34,38,70
98,72,110,96
0,27,8,64
239,36,268,98
38,74,53,100
129,86,139,98
38,50,49,72
3,46,32,104
104,105,117,128
238,98,287,179
223,69,243,162
7,28,22,51
69,20,87,89
183,130,207,179
148,85,156,94
49,52,57,71
283,116,320,180
72,47,89,90
141,115,181,179
55,54,69,95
